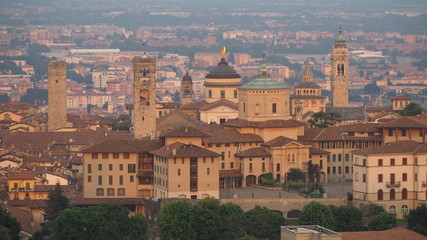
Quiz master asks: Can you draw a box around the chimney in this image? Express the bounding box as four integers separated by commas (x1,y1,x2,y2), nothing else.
172,148,176,156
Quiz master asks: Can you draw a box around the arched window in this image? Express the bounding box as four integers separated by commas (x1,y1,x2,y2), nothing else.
389,205,396,214
107,188,115,196
276,163,280,172
401,205,409,215
292,154,295,161
117,188,125,196
377,189,383,201
390,189,396,200
402,188,408,200
287,154,291,161
96,188,104,196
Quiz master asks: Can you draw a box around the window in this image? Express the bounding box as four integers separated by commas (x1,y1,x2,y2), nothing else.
327,167,330,174
402,158,407,165
333,155,336,162
420,129,424,137
388,129,393,136
378,159,383,166
234,90,237,98
333,167,336,174
96,188,104,196
102,153,109,159
119,164,123,171
363,174,366,183
109,175,113,185
98,164,102,171
345,166,349,174
98,176,102,185
402,188,408,200
119,176,123,185
390,173,395,184
207,168,210,175
249,163,253,171
401,205,409,215
262,162,265,171
272,103,277,113
230,162,234,168
178,169,181,176
123,153,130,159
276,163,280,172
107,188,115,196
338,154,342,162
363,159,366,166
338,166,342,174
109,164,113,171
389,205,396,214
130,175,134,182
220,90,225,98
221,152,225,161
88,175,92,182
401,129,406,137
92,153,98,159
390,189,396,200
113,153,119,159
117,188,125,196
208,90,212,98
345,154,350,161
221,163,225,169
242,102,246,113
87,164,92,174
378,174,383,183
378,189,383,200
402,173,407,182
390,158,395,166
128,164,136,173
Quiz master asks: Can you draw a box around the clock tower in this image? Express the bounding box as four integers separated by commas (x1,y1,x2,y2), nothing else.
133,53,157,139
331,26,350,107
181,71,193,105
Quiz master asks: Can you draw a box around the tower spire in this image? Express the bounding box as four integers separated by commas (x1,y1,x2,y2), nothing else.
302,58,313,83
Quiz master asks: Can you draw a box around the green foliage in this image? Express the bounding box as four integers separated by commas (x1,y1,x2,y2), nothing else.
218,203,246,240
363,82,381,95
21,88,47,105
288,168,305,182
259,173,276,185
0,61,26,74
112,124,130,131
243,206,286,240
0,94,10,103
368,212,397,231
27,44,50,55
0,206,21,240
330,206,364,232
45,184,70,221
158,200,195,240
299,202,336,230
308,112,341,128
400,103,424,116
194,198,221,240
49,203,147,240
407,205,427,236
172,91,181,102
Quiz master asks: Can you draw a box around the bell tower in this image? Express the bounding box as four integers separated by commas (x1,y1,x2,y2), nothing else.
48,61,67,131
331,26,349,107
181,71,193,105
133,53,157,139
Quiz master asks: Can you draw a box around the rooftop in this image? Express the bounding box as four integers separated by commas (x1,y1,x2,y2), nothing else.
239,65,289,90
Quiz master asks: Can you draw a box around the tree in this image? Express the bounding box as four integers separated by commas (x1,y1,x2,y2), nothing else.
50,203,147,240
218,203,246,240
27,44,50,55
193,198,221,240
287,168,305,182
299,202,336,230
363,82,381,95
21,88,47,105
0,206,20,240
307,160,321,182
407,205,427,236
0,94,10,103
172,91,181,102
157,200,195,240
243,206,286,240
330,206,364,232
308,112,341,128
45,184,70,221
368,212,397,231
400,103,424,116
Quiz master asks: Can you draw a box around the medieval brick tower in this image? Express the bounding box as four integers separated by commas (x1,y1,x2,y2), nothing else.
48,61,67,131
331,26,350,107
133,53,157,139
181,71,193,105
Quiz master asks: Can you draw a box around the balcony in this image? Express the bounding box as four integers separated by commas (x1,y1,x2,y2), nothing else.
386,181,401,188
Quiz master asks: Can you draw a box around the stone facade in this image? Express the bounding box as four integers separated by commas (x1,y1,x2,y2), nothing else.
133,54,157,139
331,28,349,107
48,61,67,131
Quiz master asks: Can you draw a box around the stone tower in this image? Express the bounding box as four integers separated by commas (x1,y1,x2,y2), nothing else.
302,58,314,83
133,53,157,139
331,26,350,107
181,71,193,105
48,61,67,131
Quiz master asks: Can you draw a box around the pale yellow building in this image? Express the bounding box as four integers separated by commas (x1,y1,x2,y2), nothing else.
390,96,411,111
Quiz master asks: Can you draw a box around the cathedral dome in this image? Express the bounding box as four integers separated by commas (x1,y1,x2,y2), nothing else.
239,65,289,90
205,58,241,79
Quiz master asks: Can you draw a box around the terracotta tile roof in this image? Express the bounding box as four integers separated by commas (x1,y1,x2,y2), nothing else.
70,197,143,206
326,107,366,121
7,170,36,180
380,117,427,129
298,127,323,142
219,170,243,178
158,102,181,109
294,82,322,89
235,147,271,157
390,96,411,100
160,126,210,138
340,227,427,240
309,147,330,155
352,140,425,155
2,204,37,235
157,109,206,134
366,106,394,113
205,128,263,144
179,100,209,110
8,199,46,208
199,99,238,111
150,142,220,158
81,138,164,153
313,127,343,141
339,123,380,132
224,119,306,128
262,136,308,147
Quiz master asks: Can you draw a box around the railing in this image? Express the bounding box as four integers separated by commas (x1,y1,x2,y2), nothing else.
386,181,401,188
